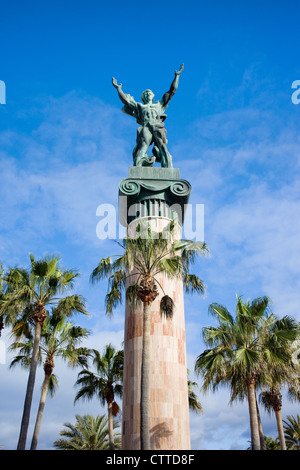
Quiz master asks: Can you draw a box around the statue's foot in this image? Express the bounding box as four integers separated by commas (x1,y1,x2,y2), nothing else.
135,155,156,167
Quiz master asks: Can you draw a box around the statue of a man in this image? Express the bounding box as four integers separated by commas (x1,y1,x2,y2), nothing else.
112,64,184,167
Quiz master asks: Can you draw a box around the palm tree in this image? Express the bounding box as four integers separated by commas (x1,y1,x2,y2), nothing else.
74,344,123,450
91,221,208,449
247,436,280,450
259,389,286,449
263,436,281,450
53,414,121,450
0,262,15,336
187,371,203,414
1,253,88,450
259,317,300,450
195,295,298,450
287,338,300,402
9,310,90,449
283,415,300,450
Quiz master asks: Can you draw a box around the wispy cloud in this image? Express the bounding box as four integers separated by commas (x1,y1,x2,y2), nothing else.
0,93,135,264
174,94,300,318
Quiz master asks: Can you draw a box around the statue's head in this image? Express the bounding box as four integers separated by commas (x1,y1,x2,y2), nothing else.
141,89,154,104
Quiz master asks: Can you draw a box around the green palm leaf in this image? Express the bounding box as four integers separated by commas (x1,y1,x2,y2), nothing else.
208,303,234,324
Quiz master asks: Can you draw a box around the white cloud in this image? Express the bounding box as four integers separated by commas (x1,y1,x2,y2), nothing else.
0,93,135,264
173,99,300,321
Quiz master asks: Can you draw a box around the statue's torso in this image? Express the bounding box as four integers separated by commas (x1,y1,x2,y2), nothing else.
138,102,166,127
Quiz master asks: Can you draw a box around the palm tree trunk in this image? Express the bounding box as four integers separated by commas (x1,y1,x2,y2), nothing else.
275,408,287,450
140,301,151,450
17,321,42,450
246,380,260,450
30,372,50,450
107,401,115,450
256,398,266,450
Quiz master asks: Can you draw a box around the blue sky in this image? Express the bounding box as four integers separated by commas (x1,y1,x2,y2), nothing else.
1,0,300,450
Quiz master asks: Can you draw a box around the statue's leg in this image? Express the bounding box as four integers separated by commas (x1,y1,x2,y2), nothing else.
153,129,173,168
153,144,161,163
134,126,153,166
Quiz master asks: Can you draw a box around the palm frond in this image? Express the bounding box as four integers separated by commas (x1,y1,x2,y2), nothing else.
90,257,113,284
56,295,88,317
47,373,59,398
105,287,122,317
157,257,183,278
160,295,175,319
183,274,206,294
250,296,271,318
29,254,60,278
125,283,141,306
208,303,234,324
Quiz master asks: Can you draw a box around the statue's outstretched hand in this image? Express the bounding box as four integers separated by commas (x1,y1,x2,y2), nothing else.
112,77,122,89
175,64,184,76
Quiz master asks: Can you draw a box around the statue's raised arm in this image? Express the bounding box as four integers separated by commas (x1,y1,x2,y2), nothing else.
112,77,137,108
160,63,184,109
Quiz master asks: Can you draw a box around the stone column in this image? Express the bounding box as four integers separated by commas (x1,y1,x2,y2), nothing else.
119,167,192,450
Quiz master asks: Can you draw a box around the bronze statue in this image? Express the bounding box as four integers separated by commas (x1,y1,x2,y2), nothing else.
112,64,184,168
